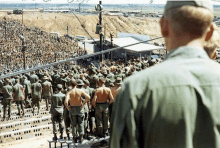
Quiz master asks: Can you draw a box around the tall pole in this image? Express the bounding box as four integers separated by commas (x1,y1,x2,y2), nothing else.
22,9,23,24
99,1,103,62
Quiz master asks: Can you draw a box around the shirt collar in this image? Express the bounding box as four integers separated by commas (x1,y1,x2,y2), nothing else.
164,46,210,61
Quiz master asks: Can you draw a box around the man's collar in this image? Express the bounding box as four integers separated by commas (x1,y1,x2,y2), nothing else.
165,46,209,61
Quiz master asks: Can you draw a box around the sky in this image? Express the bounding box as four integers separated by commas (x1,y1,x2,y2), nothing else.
1,0,220,5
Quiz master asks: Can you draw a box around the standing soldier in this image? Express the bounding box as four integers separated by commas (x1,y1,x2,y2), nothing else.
31,77,42,115
22,76,32,108
42,76,53,111
2,78,13,119
92,77,114,137
51,84,65,141
65,79,90,143
13,79,25,116
63,85,72,140
110,77,122,119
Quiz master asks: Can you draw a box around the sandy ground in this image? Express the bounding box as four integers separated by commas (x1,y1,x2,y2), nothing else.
0,12,163,42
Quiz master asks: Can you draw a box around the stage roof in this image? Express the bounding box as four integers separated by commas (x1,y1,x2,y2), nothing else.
108,37,165,53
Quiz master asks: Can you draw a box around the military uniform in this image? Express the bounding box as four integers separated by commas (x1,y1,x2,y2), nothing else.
42,77,53,110
31,80,42,114
63,86,72,139
2,84,13,118
51,85,65,140
110,46,220,148
13,83,25,115
23,78,32,108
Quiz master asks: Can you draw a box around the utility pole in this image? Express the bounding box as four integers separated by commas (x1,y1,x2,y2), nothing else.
99,1,103,61
22,9,24,24
19,35,26,70
95,1,103,61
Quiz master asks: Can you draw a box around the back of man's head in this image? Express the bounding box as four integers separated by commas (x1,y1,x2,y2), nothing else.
161,0,214,46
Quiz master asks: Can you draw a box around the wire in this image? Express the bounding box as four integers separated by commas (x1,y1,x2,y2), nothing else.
0,36,163,80
72,12,101,50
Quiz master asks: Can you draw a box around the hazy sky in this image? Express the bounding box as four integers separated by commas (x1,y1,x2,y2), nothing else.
1,0,220,5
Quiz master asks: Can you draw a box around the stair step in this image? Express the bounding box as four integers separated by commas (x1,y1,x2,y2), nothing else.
0,124,53,143
0,115,51,133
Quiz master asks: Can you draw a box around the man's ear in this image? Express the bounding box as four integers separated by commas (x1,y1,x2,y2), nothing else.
160,17,169,37
205,23,214,42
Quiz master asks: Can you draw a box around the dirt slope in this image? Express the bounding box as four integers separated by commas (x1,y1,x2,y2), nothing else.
0,12,162,40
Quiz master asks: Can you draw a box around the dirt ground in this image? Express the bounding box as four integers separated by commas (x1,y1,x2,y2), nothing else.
0,12,163,42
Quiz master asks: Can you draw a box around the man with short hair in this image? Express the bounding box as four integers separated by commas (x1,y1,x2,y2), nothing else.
65,79,90,143
13,79,25,116
22,76,32,108
110,1,220,147
51,84,65,141
92,77,114,137
2,78,13,119
31,77,42,114
42,76,53,111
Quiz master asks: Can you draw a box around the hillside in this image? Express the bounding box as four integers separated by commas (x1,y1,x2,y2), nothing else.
0,12,162,41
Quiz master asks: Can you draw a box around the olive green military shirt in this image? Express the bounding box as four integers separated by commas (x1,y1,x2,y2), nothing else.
110,46,220,148
23,79,31,95
51,92,65,113
42,80,52,97
2,84,13,99
31,82,42,98
13,83,24,101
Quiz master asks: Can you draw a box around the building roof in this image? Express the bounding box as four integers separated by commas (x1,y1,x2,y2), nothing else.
108,37,164,53
117,32,151,43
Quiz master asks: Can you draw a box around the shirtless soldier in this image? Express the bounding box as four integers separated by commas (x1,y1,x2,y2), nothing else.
92,77,114,137
65,79,90,143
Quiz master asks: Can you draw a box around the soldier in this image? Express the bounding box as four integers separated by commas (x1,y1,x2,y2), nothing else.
22,76,32,108
89,69,99,89
42,76,53,111
65,79,90,143
30,71,38,84
110,0,220,147
92,77,114,137
63,85,72,140
31,77,42,114
2,78,13,119
51,84,65,141
52,70,59,92
13,79,25,116
109,77,122,119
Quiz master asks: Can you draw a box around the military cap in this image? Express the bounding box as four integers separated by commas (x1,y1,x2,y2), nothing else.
77,79,84,86
57,84,63,89
84,79,90,85
43,76,48,80
116,77,122,85
99,77,106,83
109,83,115,87
165,0,213,12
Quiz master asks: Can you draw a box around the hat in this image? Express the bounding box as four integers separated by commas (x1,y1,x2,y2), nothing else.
165,0,213,12
57,84,63,89
43,76,48,80
84,79,90,85
99,77,106,83
116,77,122,85
77,79,84,86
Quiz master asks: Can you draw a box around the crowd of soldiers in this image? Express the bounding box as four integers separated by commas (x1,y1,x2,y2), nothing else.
0,17,84,73
0,57,160,143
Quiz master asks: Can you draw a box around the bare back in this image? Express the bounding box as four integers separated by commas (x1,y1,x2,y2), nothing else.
68,88,84,106
96,87,111,103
